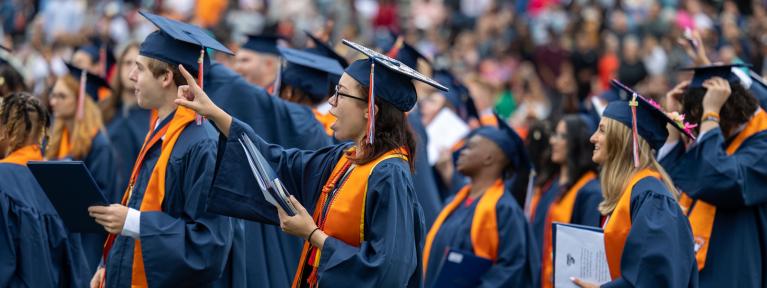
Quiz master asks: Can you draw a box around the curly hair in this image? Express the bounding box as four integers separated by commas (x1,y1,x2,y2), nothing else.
0,92,49,156
682,84,758,137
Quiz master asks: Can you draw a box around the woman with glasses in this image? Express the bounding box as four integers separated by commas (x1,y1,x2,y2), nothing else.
175,42,439,287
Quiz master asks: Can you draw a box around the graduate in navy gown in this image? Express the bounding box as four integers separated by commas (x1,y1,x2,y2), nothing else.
423,114,540,287
571,80,698,288
659,64,767,287
207,52,331,288
105,42,151,194
87,11,241,288
176,40,436,287
232,34,283,93
530,114,602,288
46,63,118,274
0,92,90,287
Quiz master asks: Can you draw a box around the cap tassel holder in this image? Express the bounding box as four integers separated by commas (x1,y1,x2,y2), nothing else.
367,61,376,145
76,69,87,120
629,93,640,168
195,48,205,125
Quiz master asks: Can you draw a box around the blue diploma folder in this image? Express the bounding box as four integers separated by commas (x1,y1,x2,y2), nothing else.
27,161,108,233
432,248,493,287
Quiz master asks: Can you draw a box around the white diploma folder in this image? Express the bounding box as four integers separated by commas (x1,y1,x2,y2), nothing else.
426,108,470,165
553,223,611,287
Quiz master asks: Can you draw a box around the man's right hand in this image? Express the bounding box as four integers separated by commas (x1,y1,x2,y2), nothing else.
90,267,105,288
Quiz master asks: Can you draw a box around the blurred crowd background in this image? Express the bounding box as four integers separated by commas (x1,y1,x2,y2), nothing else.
2,0,766,134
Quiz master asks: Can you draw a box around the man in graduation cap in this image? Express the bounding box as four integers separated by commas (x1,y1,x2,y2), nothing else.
659,63,767,287
233,34,283,93
87,11,242,288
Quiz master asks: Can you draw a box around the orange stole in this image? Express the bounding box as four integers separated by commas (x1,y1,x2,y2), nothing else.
540,172,597,288
121,107,196,287
423,179,505,275
603,169,660,280
0,145,43,166
292,148,408,288
312,109,336,136
57,127,72,159
679,108,767,270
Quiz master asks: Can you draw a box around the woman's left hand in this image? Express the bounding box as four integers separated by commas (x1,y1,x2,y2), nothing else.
277,195,317,239
571,277,600,288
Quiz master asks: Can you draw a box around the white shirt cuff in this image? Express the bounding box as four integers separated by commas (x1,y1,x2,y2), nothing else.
657,140,679,161
121,208,141,239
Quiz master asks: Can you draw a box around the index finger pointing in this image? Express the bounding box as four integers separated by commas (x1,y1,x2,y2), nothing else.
178,64,199,89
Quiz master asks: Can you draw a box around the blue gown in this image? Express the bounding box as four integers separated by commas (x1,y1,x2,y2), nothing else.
407,108,443,226
660,127,767,287
65,131,118,275
530,175,602,249
602,177,698,288
104,113,242,287
206,118,425,287
0,163,90,287
206,62,330,287
106,105,151,196
424,187,540,287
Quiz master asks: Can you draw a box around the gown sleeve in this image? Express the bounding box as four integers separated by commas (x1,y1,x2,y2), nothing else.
137,134,235,286
478,194,540,288
570,181,603,227
316,160,425,287
665,128,767,208
206,117,346,224
207,63,334,150
85,132,119,203
601,179,698,288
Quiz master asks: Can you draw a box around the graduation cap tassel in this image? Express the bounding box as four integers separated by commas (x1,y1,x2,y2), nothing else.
195,48,205,125
629,93,640,168
76,69,87,120
367,61,376,145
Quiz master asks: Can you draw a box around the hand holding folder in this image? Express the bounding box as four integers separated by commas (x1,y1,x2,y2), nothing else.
237,132,298,216
27,161,109,233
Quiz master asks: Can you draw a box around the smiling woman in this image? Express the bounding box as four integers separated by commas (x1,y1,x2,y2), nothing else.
174,40,443,287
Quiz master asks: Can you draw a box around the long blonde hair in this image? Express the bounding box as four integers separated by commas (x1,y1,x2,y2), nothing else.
598,118,678,215
46,74,104,160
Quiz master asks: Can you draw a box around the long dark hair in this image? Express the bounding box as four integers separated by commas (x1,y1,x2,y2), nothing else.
683,84,758,137
560,114,599,188
353,98,417,172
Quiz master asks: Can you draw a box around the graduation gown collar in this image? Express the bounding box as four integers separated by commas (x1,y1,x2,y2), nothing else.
0,145,43,166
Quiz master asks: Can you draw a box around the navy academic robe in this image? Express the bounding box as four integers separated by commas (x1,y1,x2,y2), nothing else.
106,106,151,196
206,62,329,287
0,163,90,287
407,108,443,227
660,127,767,287
602,177,698,288
424,188,540,287
530,176,602,248
104,115,241,288
207,118,425,287
66,131,118,275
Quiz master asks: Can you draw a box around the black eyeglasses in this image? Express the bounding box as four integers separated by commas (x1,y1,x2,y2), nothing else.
332,85,367,104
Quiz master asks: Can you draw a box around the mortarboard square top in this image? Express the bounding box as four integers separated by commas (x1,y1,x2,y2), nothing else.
65,63,111,101
305,31,349,68
679,63,750,88
138,11,233,75
603,80,696,150
385,38,429,70
342,39,447,112
242,34,282,55
278,46,344,101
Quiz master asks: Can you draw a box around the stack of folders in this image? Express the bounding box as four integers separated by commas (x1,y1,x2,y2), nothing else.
431,248,492,288
237,132,297,216
553,223,611,287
